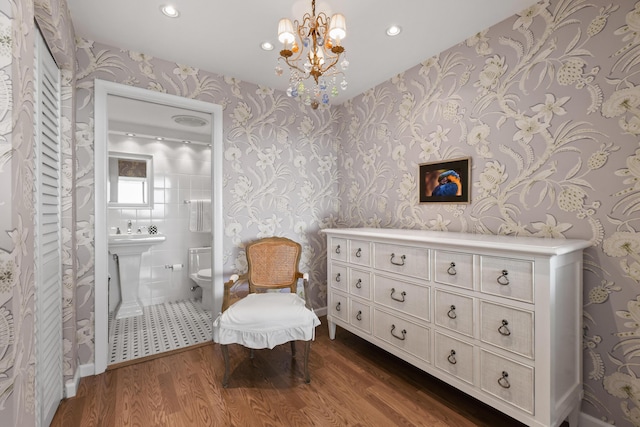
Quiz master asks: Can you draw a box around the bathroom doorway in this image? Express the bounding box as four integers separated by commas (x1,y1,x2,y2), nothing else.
94,80,223,373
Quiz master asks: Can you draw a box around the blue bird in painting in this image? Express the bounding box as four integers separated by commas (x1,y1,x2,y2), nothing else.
432,170,462,196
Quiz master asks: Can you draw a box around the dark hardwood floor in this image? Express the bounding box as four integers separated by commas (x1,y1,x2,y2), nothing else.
52,316,528,426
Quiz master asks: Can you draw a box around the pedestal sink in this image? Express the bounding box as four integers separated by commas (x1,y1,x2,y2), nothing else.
108,233,166,319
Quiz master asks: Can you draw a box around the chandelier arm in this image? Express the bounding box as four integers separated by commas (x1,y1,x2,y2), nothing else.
315,13,329,29
280,57,311,79
318,55,341,76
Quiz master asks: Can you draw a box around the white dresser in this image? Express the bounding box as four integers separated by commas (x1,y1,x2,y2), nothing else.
322,228,590,427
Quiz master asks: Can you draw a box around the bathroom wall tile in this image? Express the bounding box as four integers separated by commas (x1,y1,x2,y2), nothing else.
153,155,170,174
165,203,181,219
167,157,182,173
151,265,170,281
164,173,178,189
139,257,152,283
151,204,165,219
121,208,137,219
194,161,210,176
201,175,212,191
162,218,182,235
178,188,191,204
175,157,193,175
138,282,153,306
153,173,165,189
153,189,165,204
136,209,152,220
179,174,191,189
164,188,179,204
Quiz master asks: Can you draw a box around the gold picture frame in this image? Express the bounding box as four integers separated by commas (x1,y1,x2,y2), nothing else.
419,157,471,204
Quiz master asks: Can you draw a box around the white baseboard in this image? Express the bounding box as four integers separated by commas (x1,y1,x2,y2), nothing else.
79,362,95,377
65,363,95,398
314,306,327,317
64,367,81,398
579,412,610,427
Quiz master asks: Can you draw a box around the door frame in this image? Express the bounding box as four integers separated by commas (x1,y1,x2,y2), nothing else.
93,80,224,374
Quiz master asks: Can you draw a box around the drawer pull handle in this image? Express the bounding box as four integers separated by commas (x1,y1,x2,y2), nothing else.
390,253,406,266
336,302,341,312
390,324,407,341
356,310,362,321
447,305,457,319
498,319,511,336
447,262,457,275
390,288,407,302
447,350,457,365
335,245,341,254
336,273,341,282
497,270,510,285
355,279,362,289
498,371,511,389
355,248,362,258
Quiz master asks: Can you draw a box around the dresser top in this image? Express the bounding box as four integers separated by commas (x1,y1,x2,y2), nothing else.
321,228,591,256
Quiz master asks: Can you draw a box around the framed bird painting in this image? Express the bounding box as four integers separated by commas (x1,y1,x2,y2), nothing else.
419,157,471,204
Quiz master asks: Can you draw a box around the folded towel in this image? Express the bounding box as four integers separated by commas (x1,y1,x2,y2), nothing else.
189,199,212,232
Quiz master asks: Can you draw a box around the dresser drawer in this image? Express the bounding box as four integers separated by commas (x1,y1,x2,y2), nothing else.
435,332,474,385
480,349,534,414
350,268,372,300
350,300,372,334
480,301,534,359
329,264,348,292
374,309,430,362
434,290,474,337
329,292,349,323
349,240,371,267
434,250,474,290
373,243,430,279
480,256,534,303
374,275,430,321
330,237,348,262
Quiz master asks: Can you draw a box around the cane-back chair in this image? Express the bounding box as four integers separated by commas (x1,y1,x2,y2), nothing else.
213,237,320,387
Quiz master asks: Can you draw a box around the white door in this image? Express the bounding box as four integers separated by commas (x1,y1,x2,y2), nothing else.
34,31,63,427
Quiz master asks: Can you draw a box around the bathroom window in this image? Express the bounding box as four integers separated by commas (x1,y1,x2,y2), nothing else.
108,151,154,208
116,177,149,204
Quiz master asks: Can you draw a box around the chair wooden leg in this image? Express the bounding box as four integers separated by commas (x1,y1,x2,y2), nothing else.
290,340,296,357
221,345,230,388
303,340,311,384
250,348,254,359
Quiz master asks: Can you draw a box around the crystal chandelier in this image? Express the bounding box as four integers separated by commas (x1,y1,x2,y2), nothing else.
275,0,348,109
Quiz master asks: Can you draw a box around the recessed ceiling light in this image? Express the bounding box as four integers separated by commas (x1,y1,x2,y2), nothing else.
156,137,164,141
386,25,402,36
182,140,191,144
260,41,274,51
161,5,180,18
126,133,135,137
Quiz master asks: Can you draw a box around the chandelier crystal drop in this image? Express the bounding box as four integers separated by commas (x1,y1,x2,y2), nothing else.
276,0,348,109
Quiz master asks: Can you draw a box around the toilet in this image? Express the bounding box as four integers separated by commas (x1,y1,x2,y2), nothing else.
188,247,213,310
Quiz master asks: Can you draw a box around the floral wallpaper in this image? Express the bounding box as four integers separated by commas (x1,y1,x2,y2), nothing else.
1,0,37,425
336,0,640,425
3,0,640,425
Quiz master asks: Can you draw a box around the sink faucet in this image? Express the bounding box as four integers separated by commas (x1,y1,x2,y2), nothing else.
127,220,132,234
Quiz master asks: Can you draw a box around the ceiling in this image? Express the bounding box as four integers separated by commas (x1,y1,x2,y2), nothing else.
66,0,538,105
107,95,213,144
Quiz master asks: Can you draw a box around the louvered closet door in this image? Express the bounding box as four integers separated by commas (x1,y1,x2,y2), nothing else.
35,31,63,427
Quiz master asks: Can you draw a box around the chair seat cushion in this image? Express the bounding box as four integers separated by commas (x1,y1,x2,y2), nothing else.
213,293,321,349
